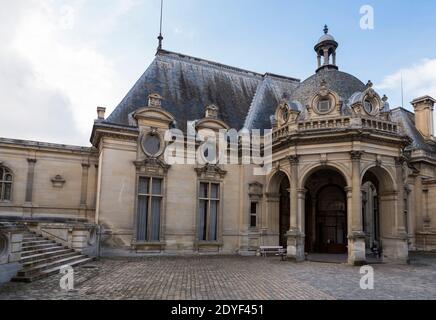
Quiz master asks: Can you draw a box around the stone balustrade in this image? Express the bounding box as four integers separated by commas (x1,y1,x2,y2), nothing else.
272,116,399,141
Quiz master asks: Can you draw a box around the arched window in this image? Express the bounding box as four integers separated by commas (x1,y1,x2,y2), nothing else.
0,166,13,201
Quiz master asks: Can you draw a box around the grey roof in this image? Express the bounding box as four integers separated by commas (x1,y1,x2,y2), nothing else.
106,50,299,132
289,68,367,117
243,74,300,130
317,33,336,44
391,107,436,154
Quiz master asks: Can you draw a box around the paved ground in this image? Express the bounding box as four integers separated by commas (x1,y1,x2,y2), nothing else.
0,253,435,300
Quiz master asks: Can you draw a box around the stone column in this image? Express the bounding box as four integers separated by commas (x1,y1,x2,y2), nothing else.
381,157,409,264
80,163,90,206
79,163,90,219
265,193,280,246
286,156,305,261
323,48,329,65
347,151,366,266
25,158,37,204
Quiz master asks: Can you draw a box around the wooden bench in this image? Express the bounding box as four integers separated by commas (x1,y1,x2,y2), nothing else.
259,246,287,260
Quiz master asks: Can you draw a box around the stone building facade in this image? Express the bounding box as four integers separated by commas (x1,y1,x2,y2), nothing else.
1,28,436,266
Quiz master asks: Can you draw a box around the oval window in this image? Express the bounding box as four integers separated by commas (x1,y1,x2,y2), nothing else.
364,99,374,114
142,133,161,156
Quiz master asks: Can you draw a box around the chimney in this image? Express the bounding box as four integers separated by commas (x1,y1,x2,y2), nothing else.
97,106,106,120
411,96,436,140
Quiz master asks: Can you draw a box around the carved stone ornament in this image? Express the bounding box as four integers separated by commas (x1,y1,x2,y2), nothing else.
51,175,66,188
248,182,263,198
319,80,329,98
350,151,363,161
134,158,170,176
194,164,227,180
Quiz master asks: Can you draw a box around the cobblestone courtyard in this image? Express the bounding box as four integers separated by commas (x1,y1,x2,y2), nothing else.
1,253,435,300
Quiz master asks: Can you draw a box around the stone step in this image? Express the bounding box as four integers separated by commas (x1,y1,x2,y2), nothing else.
22,242,57,250
22,240,55,246
17,255,89,277
12,257,94,283
21,245,67,257
20,248,75,263
22,251,80,268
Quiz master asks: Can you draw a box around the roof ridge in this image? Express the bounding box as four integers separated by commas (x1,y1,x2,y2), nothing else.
243,78,271,130
157,49,264,78
157,49,300,82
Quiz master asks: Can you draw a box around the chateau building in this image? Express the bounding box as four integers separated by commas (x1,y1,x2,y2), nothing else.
1,27,436,271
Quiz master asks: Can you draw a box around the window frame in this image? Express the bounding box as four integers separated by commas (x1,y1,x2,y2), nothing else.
0,166,13,203
317,99,332,114
196,180,222,244
134,175,165,244
249,201,258,229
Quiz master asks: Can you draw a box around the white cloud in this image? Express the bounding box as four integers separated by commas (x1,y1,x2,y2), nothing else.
377,58,436,128
377,58,436,107
0,0,137,146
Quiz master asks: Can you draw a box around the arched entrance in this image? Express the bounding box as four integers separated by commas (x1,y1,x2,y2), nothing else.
267,171,291,247
361,166,401,261
304,168,348,254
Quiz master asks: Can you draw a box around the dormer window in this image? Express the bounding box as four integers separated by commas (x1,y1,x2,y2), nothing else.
317,99,332,113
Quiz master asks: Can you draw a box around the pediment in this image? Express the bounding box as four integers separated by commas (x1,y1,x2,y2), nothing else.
196,118,230,131
133,107,175,129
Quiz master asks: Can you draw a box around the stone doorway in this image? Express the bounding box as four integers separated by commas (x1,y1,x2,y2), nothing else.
305,169,348,254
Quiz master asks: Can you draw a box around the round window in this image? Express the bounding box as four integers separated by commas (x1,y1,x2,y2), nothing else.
317,99,332,114
142,133,162,157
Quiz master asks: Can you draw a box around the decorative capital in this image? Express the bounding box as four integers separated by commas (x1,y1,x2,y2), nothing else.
27,158,37,164
287,155,299,165
81,163,91,169
350,151,363,161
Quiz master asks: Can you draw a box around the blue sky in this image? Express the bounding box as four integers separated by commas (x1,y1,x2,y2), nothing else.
1,0,436,145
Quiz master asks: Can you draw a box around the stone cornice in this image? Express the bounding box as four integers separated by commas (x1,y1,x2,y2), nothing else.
91,123,139,147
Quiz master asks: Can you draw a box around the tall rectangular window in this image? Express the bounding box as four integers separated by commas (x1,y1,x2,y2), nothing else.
136,177,163,242
250,202,258,228
198,182,220,241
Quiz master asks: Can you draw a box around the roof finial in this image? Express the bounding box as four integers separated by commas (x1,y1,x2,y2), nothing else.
324,25,329,34
157,0,164,51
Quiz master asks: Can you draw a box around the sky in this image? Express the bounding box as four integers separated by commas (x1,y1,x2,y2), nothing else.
1,0,436,146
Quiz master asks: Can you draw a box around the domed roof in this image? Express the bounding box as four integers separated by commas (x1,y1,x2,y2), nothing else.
289,68,367,108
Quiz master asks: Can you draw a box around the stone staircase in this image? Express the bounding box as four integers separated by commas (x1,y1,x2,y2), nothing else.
12,229,93,283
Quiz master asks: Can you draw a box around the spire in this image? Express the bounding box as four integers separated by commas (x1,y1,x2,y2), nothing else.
157,0,164,51
324,24,329,34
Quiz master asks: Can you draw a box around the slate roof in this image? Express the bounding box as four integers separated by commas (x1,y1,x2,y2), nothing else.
289,68,367,118
106,49,300,132
391,107,436,154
